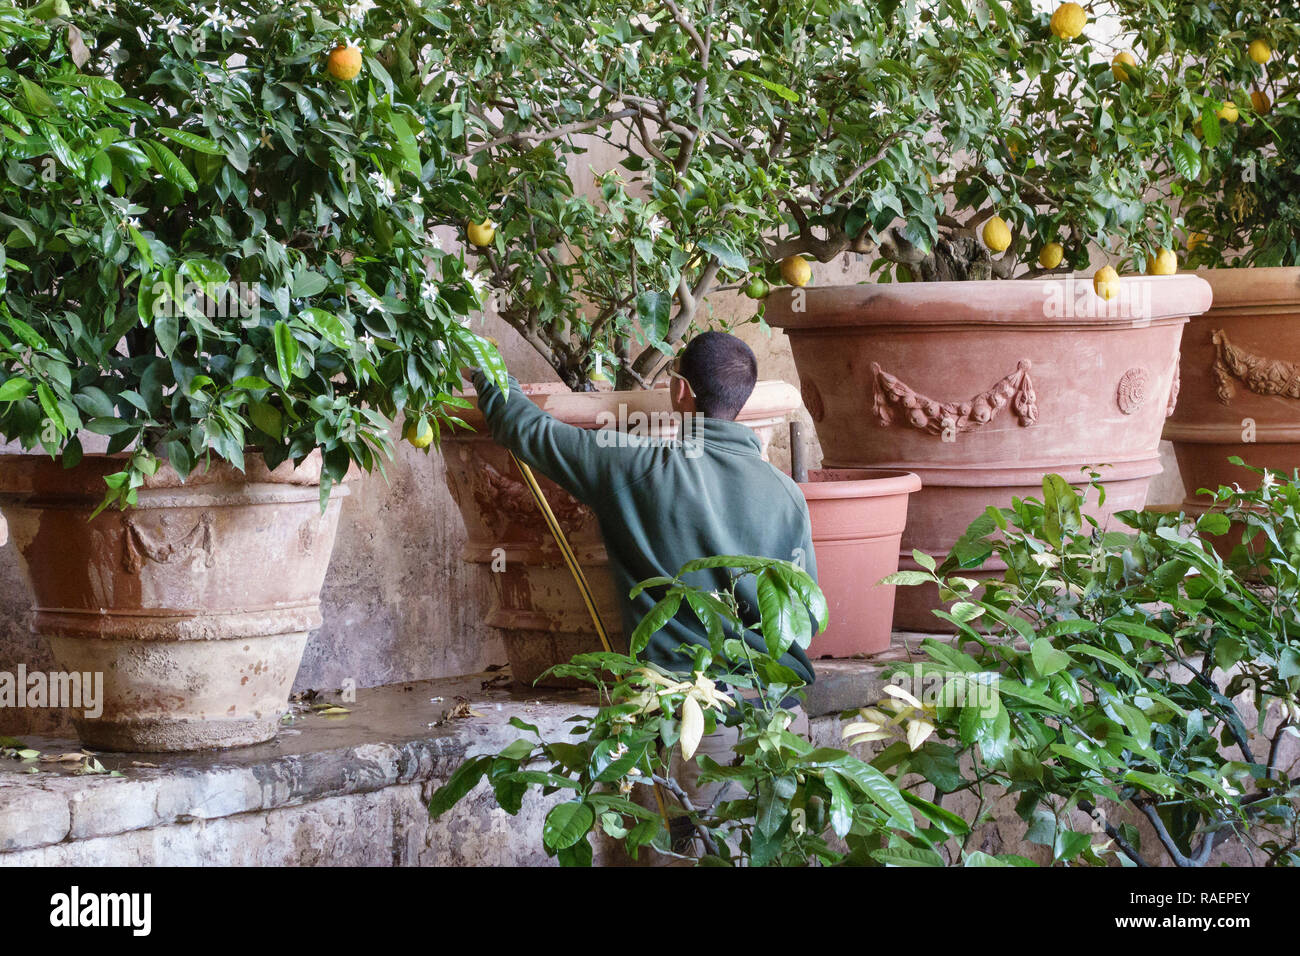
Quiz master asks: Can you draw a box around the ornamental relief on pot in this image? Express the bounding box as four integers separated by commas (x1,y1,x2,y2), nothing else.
122,513,216,574
870,359,1038,437
472,460,588,540
1116,367,1150,415
1212,329,1300,405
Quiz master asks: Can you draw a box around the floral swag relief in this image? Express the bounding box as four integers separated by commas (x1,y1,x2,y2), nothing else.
871,360,1039,438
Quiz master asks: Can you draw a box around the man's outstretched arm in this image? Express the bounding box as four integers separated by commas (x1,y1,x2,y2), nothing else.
471,370,645,505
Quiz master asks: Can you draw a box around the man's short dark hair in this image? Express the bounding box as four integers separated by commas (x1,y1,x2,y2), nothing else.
678,331,758,420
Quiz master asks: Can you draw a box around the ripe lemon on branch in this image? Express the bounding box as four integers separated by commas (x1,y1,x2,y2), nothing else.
403,417,434,449
780,256,811,287
982,215,1012,253
326,44,363,82
466,220,496,247
1094,265,1120,301
1050,3,1087,40
1146,248,1177,275
1217,100,1239,123
1112,51,1137,82
1249,39,1273,65
1038,242,1064,269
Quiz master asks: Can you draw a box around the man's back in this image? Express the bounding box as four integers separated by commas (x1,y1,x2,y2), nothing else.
472,373,817,683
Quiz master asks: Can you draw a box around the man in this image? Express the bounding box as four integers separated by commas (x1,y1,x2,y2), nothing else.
469,331,817,685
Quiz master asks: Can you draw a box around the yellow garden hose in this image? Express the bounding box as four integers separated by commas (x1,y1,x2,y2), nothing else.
507,451,672,831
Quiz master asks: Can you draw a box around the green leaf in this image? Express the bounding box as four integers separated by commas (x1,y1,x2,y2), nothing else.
0,377,32,402
156,127,225,155
427,755,492,817
542,800,595,850
1030,639,1071,677
735,70,799,102
697,237,748,272
1169,138,1201,180
146,140,197,191
273,320,299,384
629,592,681,655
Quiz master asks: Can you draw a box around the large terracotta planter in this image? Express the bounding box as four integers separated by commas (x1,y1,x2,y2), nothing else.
0,454,347,751
799,469,920,657
1164,268,1300,509
443,381,800,685
767,276,1213,631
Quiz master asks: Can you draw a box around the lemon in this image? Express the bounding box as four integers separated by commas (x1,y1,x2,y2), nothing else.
1186,232,1207,251
586,367,611,385
982,215,1012,253
1217,100,1239,123
780,256,812,287
1251,89,1271,113
466,220,496,247
1093,265,1120,301
403,417,433,449
1249,39,1273,65
326,45,363,82
1145,248,1177,276
1038,242,1064,269
1112,51,1137,82
1049,2,1087,40
744,277,770,299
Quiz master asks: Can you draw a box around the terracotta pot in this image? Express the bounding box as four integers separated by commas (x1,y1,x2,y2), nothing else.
442,381,801,685
767,276,1213,631
0,454,347,751
1164,268,1300,509
799,469,921,657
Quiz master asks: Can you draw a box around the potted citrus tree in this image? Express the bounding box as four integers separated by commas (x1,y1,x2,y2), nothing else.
429,0,928,671
742,0,1216,628
0,1,496,749
1158,3,1300,514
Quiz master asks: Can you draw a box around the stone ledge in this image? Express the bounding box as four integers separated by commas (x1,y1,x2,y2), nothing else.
0,673,595,856
804,632,962,717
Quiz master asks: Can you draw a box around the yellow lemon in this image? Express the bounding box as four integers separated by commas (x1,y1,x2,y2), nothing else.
982,215,1012,253
1094,265,1120,301
1186,231,1207,251
466,220,496,247
1145,248,1177,275
326,45,363,82
403,418,434,449
1112,51,1137,81
1038,242,1064,269
780,255,812,287
1249,39,1273,65
1217,100,1239,123
1251,89,1271,113
1050,2,1087,40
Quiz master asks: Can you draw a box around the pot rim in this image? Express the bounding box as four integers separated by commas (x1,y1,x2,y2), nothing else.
0,449,345,496
452,379,801,429
764,274,1212,331
798,468,921,499
1193,266,1300,311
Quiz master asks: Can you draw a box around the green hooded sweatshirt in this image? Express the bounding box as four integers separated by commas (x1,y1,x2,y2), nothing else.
472,373,817,684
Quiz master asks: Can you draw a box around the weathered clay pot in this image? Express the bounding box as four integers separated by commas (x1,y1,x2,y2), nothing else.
443,381,800,685
799,469,921,657
767,276,1213,631
1164,268,1300,509
0,454,347,751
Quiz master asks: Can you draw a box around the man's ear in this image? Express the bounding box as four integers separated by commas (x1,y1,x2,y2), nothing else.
670,375,696,413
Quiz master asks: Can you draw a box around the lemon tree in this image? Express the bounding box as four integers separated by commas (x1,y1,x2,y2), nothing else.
435,1,1229,390
0,1,500,508
1147,1,1300,267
